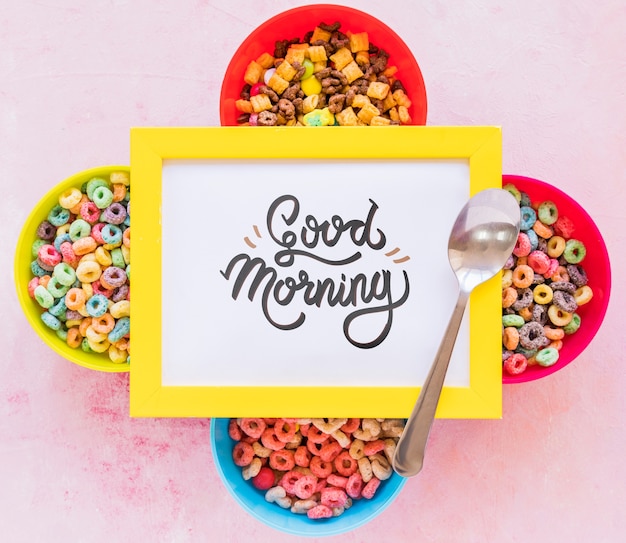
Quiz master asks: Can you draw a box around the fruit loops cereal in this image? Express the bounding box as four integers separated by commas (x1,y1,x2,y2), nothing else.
28,172,131,364
501,184,592,375
235,21,414,126
229,417,405,519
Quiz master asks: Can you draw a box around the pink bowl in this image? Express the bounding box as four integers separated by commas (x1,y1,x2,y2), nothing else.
219,4,427,126
502,175,611,384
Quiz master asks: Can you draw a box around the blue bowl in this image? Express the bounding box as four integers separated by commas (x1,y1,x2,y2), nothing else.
210,418,408,537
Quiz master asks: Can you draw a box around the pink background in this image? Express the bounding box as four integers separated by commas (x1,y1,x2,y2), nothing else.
2,1,625,541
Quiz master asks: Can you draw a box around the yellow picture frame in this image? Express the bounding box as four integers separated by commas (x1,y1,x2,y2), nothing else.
130,126,502,419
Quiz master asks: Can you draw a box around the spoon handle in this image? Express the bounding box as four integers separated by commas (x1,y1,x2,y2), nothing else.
392,289,471,477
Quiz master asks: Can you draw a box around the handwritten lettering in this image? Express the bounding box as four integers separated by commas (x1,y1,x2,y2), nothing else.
220,253,410,348
267,195,386,267
220,194,410,348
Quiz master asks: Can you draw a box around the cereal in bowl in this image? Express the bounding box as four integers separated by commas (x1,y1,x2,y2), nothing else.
235,21,414,127
28,171,131,364
501,184,593,376
229,417,405,519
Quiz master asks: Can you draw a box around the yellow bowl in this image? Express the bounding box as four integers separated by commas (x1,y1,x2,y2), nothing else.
14,165,130,372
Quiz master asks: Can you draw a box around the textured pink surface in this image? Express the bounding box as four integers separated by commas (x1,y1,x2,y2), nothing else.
2,1,625,541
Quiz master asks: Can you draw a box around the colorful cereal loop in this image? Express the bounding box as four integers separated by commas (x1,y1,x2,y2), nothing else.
532,219,553,239
69,194,89,215
34,285,54,308
536,347,559,367
58,187,82,209
76,260,101,283
563,313,582,335
37,220,56,240
47,205,70,227
69,218,92,241
78,317,92,337
100,266,127,289
108,344,128,363
533,284,553,305
519,206,537,231
269,449,295,471
547,305,573,327
294,475,318,500
110,247,125,268
309,456,333,478
122,227,130,248
546,235,566,258
574,285,593,305
80,201,101,224
109,300,130,319
527,250,550,274
91,223,106,244
334,451,358,477
537,201,558,225
502,327,520,350
66,327,82,348
85,325,107,344
65,287,86,310
94,246,112,267
92,185,114,209
101,224,122,246
111,183,127,202
512,264,534,288
502,314,525,328
53,262,76,286
46,276,69,298
504,353,528,375
85,294,109,317
38,244,62,267
107,316,130,343
41,311,61,330
563,239,586,264
103,202,127,224
232,441,254,467
85,177,110,200
513,232,531,257
274,419,297,443
110,171,130,186
30,260,48,277
72,236,97,256
361,477,381,499
501,268,513,288
91,313,115,334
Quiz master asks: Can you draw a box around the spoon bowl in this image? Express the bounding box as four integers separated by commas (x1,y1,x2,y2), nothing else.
393,188,520,477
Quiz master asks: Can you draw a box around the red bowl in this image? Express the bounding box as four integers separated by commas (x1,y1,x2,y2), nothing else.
502,175,611,384
220,4,427,126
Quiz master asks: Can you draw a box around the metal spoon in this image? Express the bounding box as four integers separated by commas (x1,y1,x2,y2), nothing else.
392,188,521,477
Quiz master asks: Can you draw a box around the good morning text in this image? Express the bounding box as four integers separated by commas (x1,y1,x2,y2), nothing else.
220,195,410,349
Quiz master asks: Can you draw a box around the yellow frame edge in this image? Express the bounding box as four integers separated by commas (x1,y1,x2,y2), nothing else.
130,126,502,419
